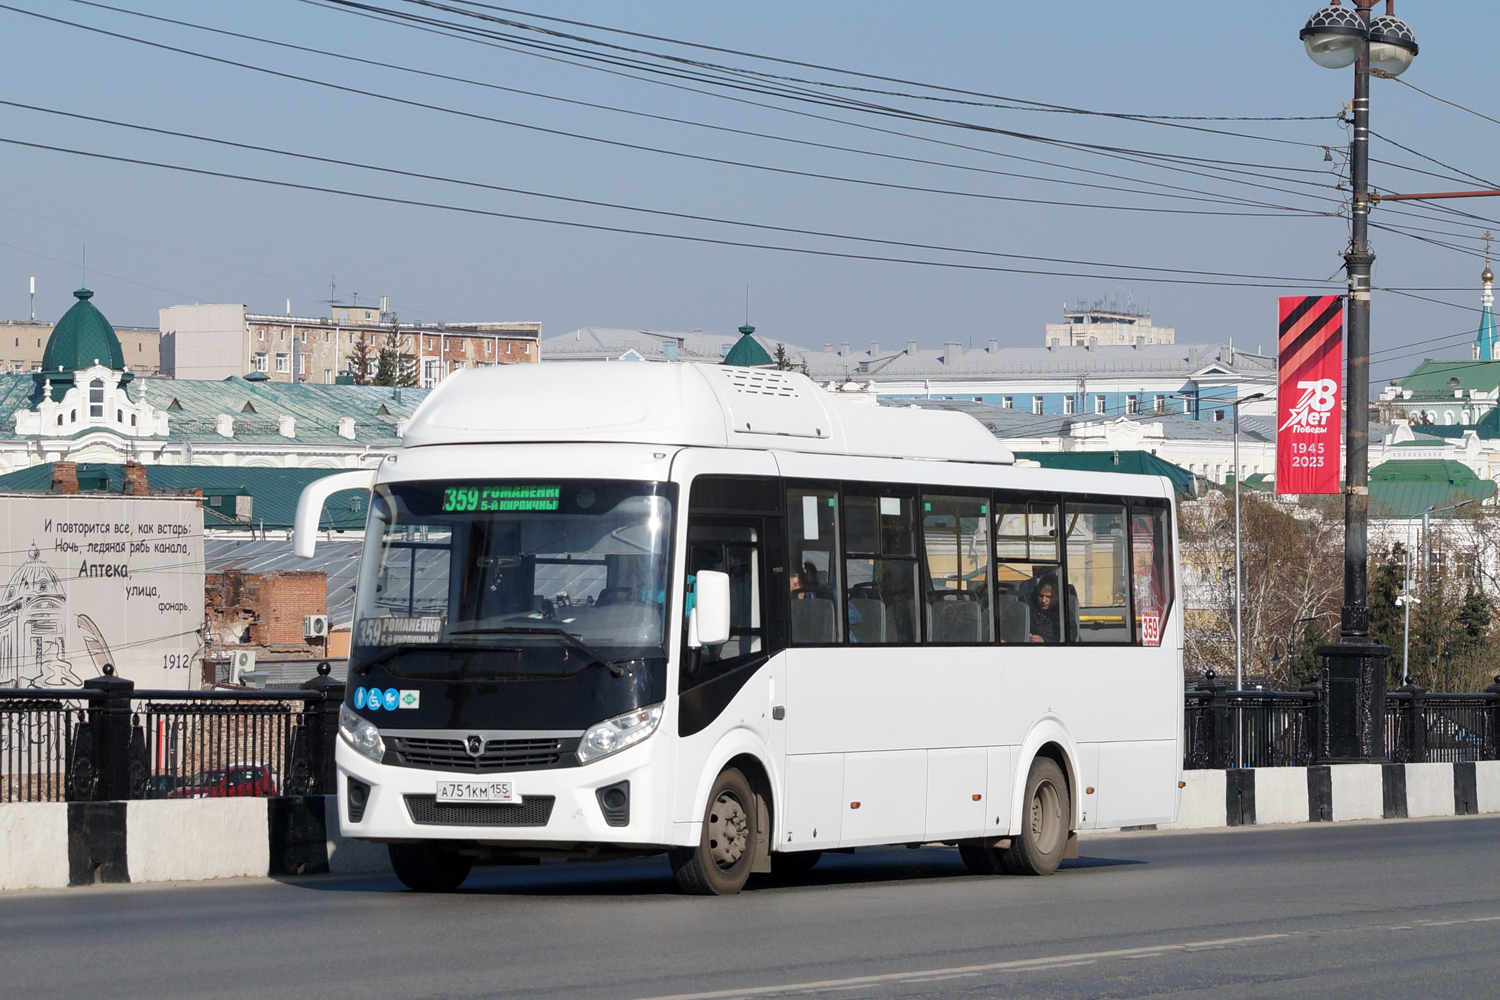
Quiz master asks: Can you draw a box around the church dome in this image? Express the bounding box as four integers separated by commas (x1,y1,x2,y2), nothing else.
6,546,63,602
1484,263,1493,285
42,288,125,373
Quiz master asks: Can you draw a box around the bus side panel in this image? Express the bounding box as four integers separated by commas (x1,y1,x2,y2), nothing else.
1098,740,1179,828
926,748,987,841
781,753,844,851
983,746,1017,837
842,750,927,847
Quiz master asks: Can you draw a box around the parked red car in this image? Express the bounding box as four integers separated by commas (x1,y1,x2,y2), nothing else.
166,765,280,798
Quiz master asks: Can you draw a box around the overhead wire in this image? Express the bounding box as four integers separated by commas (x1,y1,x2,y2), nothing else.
0,133,1345,290
2,4,1338,218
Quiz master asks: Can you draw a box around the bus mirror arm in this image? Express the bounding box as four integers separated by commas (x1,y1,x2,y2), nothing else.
687,570,732,647
293,469,378,558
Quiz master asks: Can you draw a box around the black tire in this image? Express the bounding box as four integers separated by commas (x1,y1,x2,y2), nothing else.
770,850,822,877
669,768,758,895
1000,757,1070,876
388,842,474,892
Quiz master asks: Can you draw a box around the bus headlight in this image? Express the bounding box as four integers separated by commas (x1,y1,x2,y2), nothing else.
578,704,663,764
339,703,385,762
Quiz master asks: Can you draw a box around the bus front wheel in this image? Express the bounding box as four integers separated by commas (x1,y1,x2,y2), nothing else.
670,767,758,895
1001,757,1071,876
389,842,473,892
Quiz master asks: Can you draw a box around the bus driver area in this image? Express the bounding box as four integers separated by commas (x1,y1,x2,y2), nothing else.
297,361,1182,895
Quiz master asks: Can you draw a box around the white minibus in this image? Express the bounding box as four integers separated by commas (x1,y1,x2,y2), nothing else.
295,362,1182,894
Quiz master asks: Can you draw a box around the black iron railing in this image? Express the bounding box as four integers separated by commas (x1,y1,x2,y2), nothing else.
0,664,343,803
1187,674,1500,769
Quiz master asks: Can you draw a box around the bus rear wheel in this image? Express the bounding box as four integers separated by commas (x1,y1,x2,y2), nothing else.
670,767,758,895
1000,757,1070,876
389,842,474,892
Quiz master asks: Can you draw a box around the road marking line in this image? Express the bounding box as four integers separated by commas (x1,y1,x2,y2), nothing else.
631,933,1290,1000
898,973,981,983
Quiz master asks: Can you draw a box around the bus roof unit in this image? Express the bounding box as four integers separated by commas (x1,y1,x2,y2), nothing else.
402,362,1015,465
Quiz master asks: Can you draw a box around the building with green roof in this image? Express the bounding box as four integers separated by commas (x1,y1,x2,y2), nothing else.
0,288,428,476
1366,458,1497,518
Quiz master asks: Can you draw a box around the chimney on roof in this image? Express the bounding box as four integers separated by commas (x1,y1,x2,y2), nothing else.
840,342,850,356
869,341,880,355
906,340,917,355
123,461,149,496
823,343,832,352
942,342,962,363
51,461,78,495
988,339,998,353
1135,335,1145,348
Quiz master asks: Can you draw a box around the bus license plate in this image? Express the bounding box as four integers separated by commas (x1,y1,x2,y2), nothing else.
436,781,516,804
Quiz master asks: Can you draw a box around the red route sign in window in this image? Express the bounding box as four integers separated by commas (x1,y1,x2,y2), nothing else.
1277,296,1343,495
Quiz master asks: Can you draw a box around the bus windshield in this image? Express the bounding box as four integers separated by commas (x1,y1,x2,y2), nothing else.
350,480,675,676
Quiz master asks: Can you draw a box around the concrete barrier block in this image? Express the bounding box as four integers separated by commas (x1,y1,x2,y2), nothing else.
1165,770,1226,829
1404,762,1455,818
1474,761,1500,813
0,803,69,890
1252,767,1309,825
1329,764,1382,821
324,798,392,874
127,799,269,883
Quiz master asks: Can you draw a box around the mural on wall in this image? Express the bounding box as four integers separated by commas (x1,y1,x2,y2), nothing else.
0,497,205,691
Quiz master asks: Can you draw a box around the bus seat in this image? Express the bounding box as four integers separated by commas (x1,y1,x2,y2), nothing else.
790,597,836,643
849,597,886,643
997,595,1029,643
932,598,981,642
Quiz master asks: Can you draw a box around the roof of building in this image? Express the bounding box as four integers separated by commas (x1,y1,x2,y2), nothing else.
204,538,361,624
1397,359,1500,396
721,327,774,367
1010,450,1196,496
42,288,125,374
404,362,1016,463
800,342,1275,384
0,373,428,445
0,463,370,531
1366,458,1497,517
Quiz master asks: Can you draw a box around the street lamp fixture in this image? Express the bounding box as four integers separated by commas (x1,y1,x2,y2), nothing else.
1299,0,1419,762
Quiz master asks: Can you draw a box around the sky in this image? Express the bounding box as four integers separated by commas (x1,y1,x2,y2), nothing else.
1,0,1496,384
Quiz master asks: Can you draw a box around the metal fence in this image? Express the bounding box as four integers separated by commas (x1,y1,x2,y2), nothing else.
1187,676,1500,769
0,665,342,803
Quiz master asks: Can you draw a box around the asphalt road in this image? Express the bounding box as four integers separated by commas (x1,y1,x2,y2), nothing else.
3,817,1499,1000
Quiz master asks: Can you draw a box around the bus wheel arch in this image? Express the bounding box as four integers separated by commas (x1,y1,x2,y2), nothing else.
1010,725,1079,835
671,761,768,894
685,734,776,867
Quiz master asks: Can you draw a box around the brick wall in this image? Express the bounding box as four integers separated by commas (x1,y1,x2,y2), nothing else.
206,568,327,650
51,461,78,494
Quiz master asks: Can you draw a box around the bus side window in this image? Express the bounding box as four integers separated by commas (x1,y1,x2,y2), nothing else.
843,492,919,644
1065,503,1131,644
787,488,842,644
922,495,992,644
994,501,1063,644
1131,505,1172,646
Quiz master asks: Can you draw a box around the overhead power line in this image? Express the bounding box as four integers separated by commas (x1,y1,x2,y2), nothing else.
0,133,1344,290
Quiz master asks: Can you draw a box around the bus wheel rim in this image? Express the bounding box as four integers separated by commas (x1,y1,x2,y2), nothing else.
707,791,749,869
1030,780,1062,854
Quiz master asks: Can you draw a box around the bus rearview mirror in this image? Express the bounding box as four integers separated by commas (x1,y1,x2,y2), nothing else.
688,570,731,647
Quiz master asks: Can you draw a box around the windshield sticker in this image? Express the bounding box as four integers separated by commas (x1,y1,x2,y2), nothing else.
399,690,420,709
364,688,383,712
357,616,443,646
354,687,367,709
381,689,399,711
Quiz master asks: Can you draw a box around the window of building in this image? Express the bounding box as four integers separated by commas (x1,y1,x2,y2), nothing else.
788,487,843,644
1032,396,1044,415
486,340,492,354
299,355,308,374
1126,395,1139,415
922,495,991,643
324,369,333,384
258,330,265,341
1214,410,1226,422
88,379,104,418
1152,394,1164,413
1002,396,1013,409
1063,396,1075,414
253,353,268,372
843,491,919,644
1094,395,1106,414
423,359,439,387
1066,503,1131,644
275,353,290,373
116,409,123,423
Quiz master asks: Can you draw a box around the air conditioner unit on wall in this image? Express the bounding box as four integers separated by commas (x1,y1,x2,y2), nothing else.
230,648,257,685
304,615,329,640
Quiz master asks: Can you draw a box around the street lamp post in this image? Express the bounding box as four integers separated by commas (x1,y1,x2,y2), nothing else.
1299,1,1418,761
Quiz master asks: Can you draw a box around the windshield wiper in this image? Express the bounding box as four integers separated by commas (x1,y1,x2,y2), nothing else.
448,625,630,677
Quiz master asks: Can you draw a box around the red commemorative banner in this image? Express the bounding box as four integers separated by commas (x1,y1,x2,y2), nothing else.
1276,295,1343,495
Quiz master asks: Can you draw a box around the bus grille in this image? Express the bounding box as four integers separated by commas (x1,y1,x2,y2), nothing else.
386,736,578,773
403,794,555,827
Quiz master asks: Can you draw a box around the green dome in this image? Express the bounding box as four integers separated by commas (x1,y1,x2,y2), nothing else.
721,325,774,367
42,288,125,373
